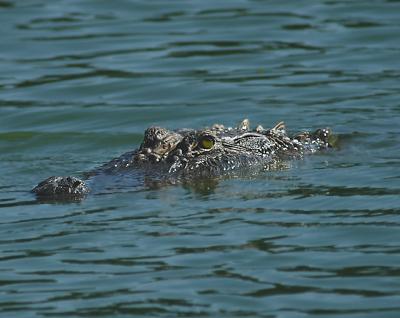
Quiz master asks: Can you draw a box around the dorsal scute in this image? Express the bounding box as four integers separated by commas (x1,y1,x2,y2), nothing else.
269,121,286,136
238,118,250,131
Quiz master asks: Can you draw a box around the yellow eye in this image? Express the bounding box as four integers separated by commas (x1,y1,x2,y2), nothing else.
200,136,215,149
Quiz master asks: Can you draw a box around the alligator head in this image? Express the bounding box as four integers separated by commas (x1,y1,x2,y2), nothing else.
32,119,333,200
130,119,332,177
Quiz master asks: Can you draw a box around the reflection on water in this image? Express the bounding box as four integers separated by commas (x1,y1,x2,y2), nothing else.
1,0,400,317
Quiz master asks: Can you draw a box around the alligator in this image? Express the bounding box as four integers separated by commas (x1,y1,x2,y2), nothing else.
32,119,334,200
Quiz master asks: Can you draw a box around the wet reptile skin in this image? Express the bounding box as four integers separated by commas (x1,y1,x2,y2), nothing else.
32,119,333,199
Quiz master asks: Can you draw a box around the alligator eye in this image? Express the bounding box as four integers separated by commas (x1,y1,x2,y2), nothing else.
199,135,215,150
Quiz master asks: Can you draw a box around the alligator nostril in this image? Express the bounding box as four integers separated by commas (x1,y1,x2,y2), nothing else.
32,121,335,201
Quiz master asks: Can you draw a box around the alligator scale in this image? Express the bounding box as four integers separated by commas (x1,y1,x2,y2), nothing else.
32,119,333,199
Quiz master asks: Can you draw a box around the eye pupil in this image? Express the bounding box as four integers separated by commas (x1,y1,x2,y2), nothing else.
200,137,214,149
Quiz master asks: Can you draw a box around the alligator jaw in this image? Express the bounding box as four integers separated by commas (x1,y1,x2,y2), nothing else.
31,120,334,200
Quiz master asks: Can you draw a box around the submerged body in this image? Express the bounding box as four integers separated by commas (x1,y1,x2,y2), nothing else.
32,119,333,199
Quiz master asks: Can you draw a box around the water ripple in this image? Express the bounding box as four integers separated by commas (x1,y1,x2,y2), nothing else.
1,0,400,317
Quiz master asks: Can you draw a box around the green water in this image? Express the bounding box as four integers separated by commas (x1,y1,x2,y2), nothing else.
1,0,400,317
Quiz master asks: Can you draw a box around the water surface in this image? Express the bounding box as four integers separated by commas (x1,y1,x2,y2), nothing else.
1,0,400,317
